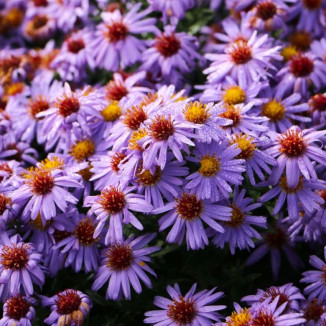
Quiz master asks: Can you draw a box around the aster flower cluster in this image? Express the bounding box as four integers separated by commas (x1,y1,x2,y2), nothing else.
0,0,326,325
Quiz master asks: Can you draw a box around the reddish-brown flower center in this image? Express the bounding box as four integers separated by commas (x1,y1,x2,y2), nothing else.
251,310,275,326
304,299,325,321
220,104,242,126
149,115,175,141
225,204,245,227
31,15,48,30
0,163,12,182
155,34,181,57
53,230,72,242
26,169,54,195
302,0,322,10
110,152,127,172
289,31,312,51
28,95,49,119
123,105,147,130
67,38,85,54
55,290,81,314
256,1,277,20
0,193,12,215
32,0,48,6
167,296,197,325
229,41,252,64
310,94,326,112
1,245,29,270
278,129,306,157
290,54,314,77
105,21,128,42
105,80,128,101
176,193,203,221
74,218,97,246
261,288,289,309
264,227,288,248
6,295,30,320
106,243,133,270
55,95,80,117
98,187,126,214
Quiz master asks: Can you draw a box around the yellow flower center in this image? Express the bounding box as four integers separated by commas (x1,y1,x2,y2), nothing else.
101,101,121,122
262,99,285,122
226,308,252,326
136,166,162,186
230,133,256,160
5,82,24,96
281,46,298,62
70,140,95,162
223,86,246,105
183,101,211,124
199,155,221,177
39,157,64,170
128,128,148,151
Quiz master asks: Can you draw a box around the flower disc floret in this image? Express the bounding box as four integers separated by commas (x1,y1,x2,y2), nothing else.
0,194,12,215
55,290,81,314
149,116,175,141
55,95,80,117
226,308,252,326
104,21,128,42
290,54,314,77
123,106,147,130
223,86,246,105
256,1,277,20
262,100,285,122
220,104,241,126
251,310,275,326
224,204,245,227
136,166,162,186
6,295,30,320
199,155,221,177
105,243,133,271
74,218,97,246
176,193,203,221
230,41,252,64
101,101,121,122
28,96,49,119
183,102,211,124
67,38,85,54
98,187,126,214
0,245,29,270
155,34,181,57
303,0,322,9
230,133,256,160
167,297,197,325
70,139,95,162
278,129,306,157
26,169,54,195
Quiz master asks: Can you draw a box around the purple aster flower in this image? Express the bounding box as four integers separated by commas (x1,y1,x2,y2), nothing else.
92,233,160,300
180,101,231,143
247,221,304,280
141,26,200,81
242,283,305,312
218,102,269,135
90,151,128,190
139,114,195,170
23,13,56,42
199,76,266,107
266,126,326,189
249,296,305,325
0,233,44,301
50,28,95,82
0,141,38,166
153,192,231,250
144,283,226,325
133,155,188,209
246,0,290,33
258,89,311,132
91,4,158,71
185,140,245,201
275,52,326,99
47,0,89,33
301,250,326,303
11,167,82,224
259,177,326,220
85,185,153,244
0,295,36,326
289,0,326,36
300,299,326,326
228,133,277,184
54,213,100,273
148,0,195,22
42,289,92,326
212,188,267,254
204,31,281,86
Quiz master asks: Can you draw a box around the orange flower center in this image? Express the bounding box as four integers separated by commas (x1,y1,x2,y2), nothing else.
6,295,30,320
278,129,306,157
123,105,147,130
155,34,181,57
167,296,197,325
98,187,126,214
74,218,97,246
55,290,81,314
149,115,175,141
106,243,133,270
55,95,80,117
176,193,203,221
1,245,29,270
229,41,252,64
